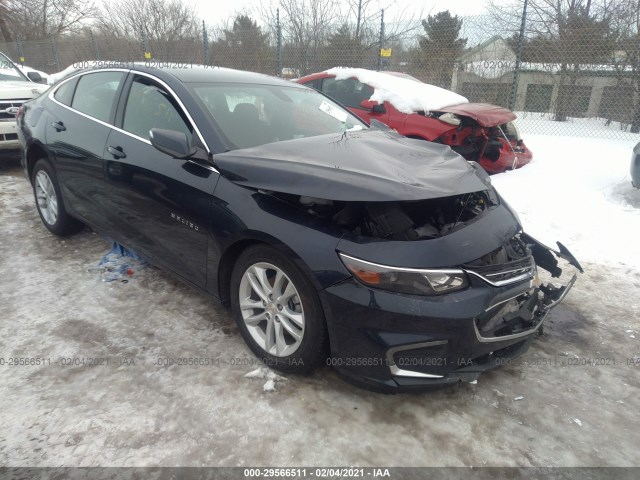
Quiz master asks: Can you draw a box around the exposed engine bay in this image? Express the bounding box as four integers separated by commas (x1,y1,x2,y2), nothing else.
271,188,499,240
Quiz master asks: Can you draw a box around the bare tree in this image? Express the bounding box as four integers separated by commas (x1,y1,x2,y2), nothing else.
97,0,198,42
260,0,423,73
4,0,96,40
260,0,340,74
342,0,423,48
95,0,199,62
489,0,617,120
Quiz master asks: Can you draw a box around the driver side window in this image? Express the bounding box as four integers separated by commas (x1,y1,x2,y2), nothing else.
321,78,374,109
122,77,193,143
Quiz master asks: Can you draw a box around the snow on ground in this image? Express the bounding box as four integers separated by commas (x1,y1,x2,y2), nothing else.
327,67,469,113
495,121,640,270
1,118,639,468
497,136,639,265
516,111,638,141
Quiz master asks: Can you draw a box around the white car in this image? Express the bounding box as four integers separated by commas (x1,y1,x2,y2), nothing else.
0,52,48,154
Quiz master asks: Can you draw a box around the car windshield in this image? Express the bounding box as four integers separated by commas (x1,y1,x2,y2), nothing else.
0,52,29,82
190,83,367,150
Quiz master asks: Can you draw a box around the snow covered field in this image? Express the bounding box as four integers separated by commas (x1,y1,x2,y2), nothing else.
493,133,640,270
0,124,639,468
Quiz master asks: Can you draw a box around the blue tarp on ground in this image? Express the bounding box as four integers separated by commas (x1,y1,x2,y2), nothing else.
90,241,148,282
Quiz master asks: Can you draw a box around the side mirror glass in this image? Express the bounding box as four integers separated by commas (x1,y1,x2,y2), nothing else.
27,71,45,84
150,128,196,159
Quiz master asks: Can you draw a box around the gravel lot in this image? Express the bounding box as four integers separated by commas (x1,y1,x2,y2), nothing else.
1,160,639,468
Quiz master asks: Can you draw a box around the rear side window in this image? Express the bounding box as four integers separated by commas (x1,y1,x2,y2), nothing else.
122,77,192,142
71,72,124,123
53,78,77,106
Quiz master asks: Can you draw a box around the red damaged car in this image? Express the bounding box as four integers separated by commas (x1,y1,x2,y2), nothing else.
297,68,532,174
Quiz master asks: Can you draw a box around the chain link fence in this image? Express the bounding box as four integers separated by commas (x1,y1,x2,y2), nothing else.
2,10,638,141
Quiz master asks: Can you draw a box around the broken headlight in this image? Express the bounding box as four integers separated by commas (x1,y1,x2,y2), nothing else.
339,253,469,296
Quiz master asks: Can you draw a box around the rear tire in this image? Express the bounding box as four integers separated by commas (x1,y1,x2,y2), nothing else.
230,245,329,374
32,159,83,236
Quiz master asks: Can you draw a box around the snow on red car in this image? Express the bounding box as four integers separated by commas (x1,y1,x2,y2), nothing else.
297,68,532,174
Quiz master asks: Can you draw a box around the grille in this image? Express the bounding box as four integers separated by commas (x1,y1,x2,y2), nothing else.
0,133,18,141
464,256,535,287
0,100,28,120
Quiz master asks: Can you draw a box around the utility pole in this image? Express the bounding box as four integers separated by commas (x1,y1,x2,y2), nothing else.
509,0,528,111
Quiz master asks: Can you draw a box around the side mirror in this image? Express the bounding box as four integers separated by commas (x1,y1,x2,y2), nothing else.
27,71,45,84
150,128,196,159
360,99,386,114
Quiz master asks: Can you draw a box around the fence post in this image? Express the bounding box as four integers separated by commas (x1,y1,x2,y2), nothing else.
141,28,151,60
50,34,60,72
15,38,25,64
90,29,100,61
202,21,209,65
377,9,385,71
509,0,528,111
276,8,282,77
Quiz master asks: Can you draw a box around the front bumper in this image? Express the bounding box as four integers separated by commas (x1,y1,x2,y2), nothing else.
0,120,20,151
321,241,578,392
480,145,533,175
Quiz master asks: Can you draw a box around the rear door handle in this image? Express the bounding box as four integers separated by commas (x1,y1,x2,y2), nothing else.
51,121,66,132
107,146,126,159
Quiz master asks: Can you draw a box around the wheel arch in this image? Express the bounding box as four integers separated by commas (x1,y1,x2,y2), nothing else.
216,232,325,307
25,141,54,183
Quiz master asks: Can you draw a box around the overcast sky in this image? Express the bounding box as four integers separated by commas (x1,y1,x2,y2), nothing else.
192,0,502,26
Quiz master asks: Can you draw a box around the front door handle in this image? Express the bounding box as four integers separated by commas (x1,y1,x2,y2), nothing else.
51,121,66,132
107,145,126,159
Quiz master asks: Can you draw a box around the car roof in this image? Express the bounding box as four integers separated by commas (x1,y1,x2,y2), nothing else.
130,64,294,87
59,63,297,88
146,64,291,86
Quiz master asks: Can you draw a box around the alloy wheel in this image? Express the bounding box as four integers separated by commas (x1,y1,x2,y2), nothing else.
238,262,305,357
35,170,58,226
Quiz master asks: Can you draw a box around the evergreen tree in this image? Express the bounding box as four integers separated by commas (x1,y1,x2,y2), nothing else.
417,11,467,88
215,15,273,73
324,24,363,68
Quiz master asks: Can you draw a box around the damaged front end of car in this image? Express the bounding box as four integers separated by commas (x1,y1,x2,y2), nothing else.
213,129,581,391
429,104,534,175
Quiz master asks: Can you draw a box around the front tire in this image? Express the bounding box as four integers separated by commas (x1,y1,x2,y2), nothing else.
230,245,329,374
32,159,83,236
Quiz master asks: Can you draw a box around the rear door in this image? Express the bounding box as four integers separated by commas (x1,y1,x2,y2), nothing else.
45,71,126,226
102,73,216,288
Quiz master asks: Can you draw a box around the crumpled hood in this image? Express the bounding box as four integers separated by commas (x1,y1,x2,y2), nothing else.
212,129,487,201
434,103,517,127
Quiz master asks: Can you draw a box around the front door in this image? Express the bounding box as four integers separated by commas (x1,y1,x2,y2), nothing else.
102,74,217,288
